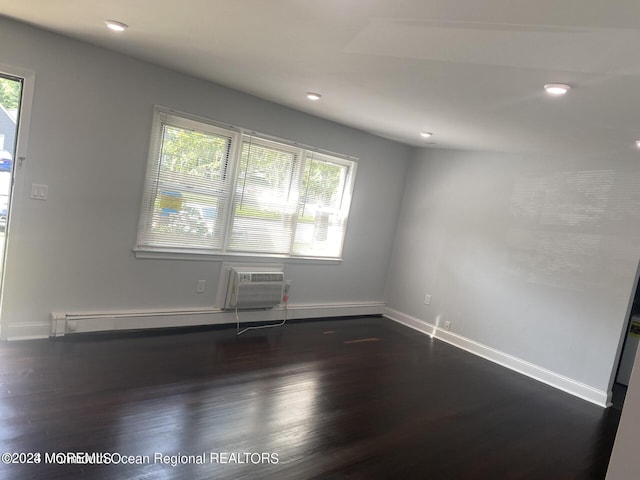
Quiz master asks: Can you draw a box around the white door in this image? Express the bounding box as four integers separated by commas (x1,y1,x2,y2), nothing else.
0,75,21,280
0,65,32,340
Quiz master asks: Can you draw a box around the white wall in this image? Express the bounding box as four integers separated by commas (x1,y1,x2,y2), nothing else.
386,148,640,396
0,17,411,339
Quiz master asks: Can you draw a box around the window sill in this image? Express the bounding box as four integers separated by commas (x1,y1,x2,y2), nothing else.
133,248,343,264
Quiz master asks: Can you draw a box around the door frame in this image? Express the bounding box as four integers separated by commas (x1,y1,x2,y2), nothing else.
608,258,640,401
0,63,35,340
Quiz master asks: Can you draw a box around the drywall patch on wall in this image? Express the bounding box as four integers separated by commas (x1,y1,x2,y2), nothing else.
505,229,603,290
505,168,640,291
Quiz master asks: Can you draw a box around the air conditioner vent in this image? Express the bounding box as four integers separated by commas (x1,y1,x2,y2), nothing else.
224,269,285,309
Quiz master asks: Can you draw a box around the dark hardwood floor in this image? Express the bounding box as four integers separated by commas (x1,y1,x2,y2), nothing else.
0,316,621,479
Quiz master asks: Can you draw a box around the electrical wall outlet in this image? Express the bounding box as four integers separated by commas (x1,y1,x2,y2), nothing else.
424,294,431,305
443,321,451,331
196,280,206,293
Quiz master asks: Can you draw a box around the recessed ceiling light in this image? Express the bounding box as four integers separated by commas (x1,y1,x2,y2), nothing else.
635,140,640,148
544,83,571,96
105,20,128,32
420,131,433,138
306,92,321,101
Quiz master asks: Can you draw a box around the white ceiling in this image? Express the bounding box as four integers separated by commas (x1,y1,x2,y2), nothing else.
2,0,640,157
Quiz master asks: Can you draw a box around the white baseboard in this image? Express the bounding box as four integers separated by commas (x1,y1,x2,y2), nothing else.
384,307,611,408
3,321,52,341
40,302,386,338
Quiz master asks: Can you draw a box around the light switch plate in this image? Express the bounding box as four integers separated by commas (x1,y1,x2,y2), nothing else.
30,183,48,200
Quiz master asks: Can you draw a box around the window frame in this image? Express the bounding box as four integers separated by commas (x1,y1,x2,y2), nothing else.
135,106,357,262
136,108,242,254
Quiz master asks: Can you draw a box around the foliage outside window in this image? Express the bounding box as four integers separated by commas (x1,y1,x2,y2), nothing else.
0,77,21,110
136,108,357,259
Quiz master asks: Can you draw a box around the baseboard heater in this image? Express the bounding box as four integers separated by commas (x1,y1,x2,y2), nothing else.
223,269,285,310
50,308,221,337
47,303,386,337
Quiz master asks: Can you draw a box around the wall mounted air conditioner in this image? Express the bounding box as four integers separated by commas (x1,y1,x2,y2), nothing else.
224,269,285,310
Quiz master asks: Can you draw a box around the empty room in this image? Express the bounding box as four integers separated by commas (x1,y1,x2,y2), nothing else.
1,1,640,479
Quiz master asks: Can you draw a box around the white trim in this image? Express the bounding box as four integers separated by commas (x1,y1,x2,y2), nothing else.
36,302,385,339
384,308,611,408
0,64,35,341
133,248,342,264
157,105,359,163
4,321,51,341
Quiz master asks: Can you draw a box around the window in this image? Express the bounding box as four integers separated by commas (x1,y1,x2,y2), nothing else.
136,108,357,260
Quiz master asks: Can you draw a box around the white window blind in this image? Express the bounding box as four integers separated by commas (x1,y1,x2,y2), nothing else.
229,136,299,254
137,111,237,252
136,107,357,260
